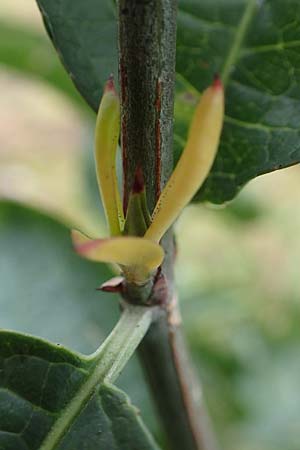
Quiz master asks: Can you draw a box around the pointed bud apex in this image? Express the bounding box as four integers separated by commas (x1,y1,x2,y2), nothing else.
124,165,150,236
132,165,145,194
213,74,222,90
104,74,117,94
97,276,124,293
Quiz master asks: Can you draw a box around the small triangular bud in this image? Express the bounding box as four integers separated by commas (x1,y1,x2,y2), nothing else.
132,165,145,194
97,276,124,293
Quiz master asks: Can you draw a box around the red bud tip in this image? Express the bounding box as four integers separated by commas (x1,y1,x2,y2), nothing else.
74,238,104,255
132,165,145,194
104,74,117,94
97,276,124,293
212,74,223,90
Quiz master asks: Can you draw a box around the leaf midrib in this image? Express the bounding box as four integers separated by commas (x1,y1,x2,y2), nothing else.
221,0,259,85
39,306,152,450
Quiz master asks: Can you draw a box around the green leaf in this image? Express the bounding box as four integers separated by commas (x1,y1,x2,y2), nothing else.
0,20,82,106
0,201,116,353
0,330,159,450
0,202,160,438
0,70,103,233
0,203,159,447
36,0,118,112
35,0,300,203
176,0,300,203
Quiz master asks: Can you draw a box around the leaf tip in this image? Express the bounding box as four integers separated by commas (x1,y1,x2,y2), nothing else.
71,229,102,257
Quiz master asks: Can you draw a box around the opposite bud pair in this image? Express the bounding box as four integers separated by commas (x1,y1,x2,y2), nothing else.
72,76,224,285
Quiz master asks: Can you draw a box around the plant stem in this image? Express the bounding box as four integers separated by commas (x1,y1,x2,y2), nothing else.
89,303,152,382
118,0,176,212
40,304,152,450
138,303,219,450
89,303,153,383
118,1,219,449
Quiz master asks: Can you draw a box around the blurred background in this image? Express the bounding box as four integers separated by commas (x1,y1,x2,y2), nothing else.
1,2,300,450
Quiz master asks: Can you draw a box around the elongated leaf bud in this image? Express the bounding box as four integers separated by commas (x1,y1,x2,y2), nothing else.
145,78,224,242
95,76,124,236
72,230,164,284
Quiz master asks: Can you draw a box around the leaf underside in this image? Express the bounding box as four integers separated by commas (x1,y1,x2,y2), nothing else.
0,330,159,450
36,0,300,204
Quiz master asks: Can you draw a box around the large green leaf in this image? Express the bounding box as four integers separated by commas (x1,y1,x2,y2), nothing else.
0,202,160,438
35,0,300,203
176,0,300,203
0,203,159,449
0,202,116,353
0,330,159,450
36,0,118,112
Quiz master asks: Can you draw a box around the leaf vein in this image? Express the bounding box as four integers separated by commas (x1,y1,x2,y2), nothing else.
225,115,299,133
221,0,260,85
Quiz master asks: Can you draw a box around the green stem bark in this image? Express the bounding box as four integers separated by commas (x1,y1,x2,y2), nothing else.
118,1,219,450
138,304,219,450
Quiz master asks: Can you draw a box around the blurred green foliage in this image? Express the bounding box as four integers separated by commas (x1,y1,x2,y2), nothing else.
1,5,300,450
0,20,83,107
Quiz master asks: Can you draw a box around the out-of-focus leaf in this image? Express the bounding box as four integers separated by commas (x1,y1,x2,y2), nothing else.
35,0,300,203
36,0,118,112
0,69,101,235
0,330,160,450
175,167,300,450
0,202,115,351
0,202,159,440
235,347,300,450
0,20,83,106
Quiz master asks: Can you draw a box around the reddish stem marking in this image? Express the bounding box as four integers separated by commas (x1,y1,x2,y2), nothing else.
120,57,129,215
155,79,162,199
